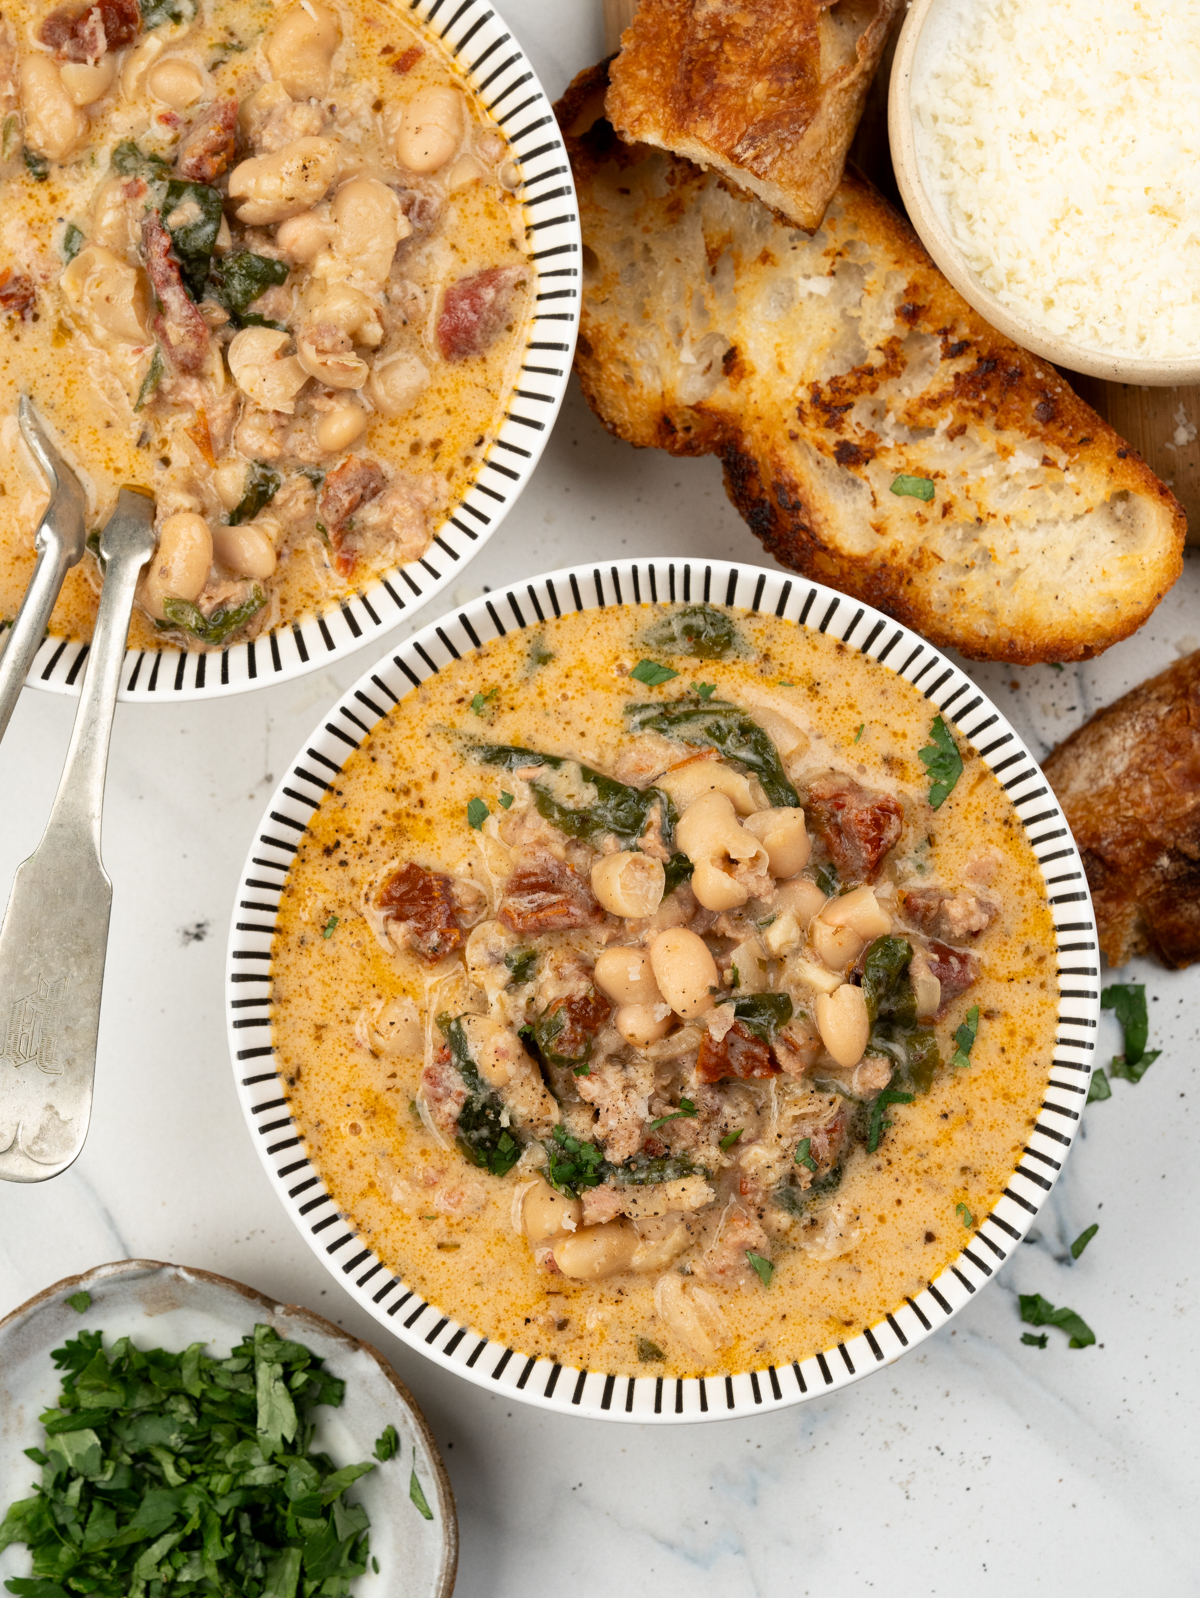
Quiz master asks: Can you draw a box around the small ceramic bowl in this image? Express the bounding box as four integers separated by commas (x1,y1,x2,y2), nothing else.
25,0,579,704
0,1259,456,1597
226,556,1101,1424
889,0,1200,385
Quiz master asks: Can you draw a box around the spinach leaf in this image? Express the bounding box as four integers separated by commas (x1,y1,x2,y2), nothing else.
22,148,48,181
545,1125,607,1195
732,991,792,1040
162,179,223,300
437,1013,522,1177
611,1152,697,1185
61,223,84,262
135,347,163,412
473,743,675,850
140,0,196,27
1018,1292,1095,1349
858,937,942,1094
110,139,172,178
918,715,963,810
663,852,694,895
504,948,537,985
160,586,265,648
228,460,281,525
627,697,800,808
1101,983,1159,1081
636,1337,665,1362
206,251,290,324
644,603,741,660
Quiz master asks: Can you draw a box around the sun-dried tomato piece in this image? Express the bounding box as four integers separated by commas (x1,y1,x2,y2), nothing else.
378,861,464,961
38,0,139,60
498,845,602,934
436,265,526,361
695,1020,779,1083
389,43,424,74
926,939,979,1006
0,270,36,321
534,987,611,1066
320,455,387,577
142,212,210,374
420,1043,467,1133
806,774,903,883
176,97,238,183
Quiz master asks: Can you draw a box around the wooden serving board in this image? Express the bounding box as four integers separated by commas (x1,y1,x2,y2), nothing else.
599,0,1199,543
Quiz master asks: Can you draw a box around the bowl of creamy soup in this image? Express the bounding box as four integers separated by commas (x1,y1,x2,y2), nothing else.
0,0,575,698
229,558,1098,1422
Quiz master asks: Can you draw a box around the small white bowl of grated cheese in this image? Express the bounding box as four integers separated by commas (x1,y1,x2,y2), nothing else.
889,0,1200,383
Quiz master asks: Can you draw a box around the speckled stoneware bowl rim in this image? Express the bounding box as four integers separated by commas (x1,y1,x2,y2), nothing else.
226,556,1101,1424
21,0,579,703
0,1258,457,1596
889,0,1200,386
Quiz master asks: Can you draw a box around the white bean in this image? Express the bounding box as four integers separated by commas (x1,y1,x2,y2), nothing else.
762,911,803,957
296,323,368,389
615,1002,673,1047
20,56,86,160
59,56,117,107
590,850,665,919
139,512,213,620
146,57,206,110
395,85,463,173
774,877,826,924
593,946,660,1006
675,791,769,911
521,1174,581,1243
910,950,941,1018
264,2,342,99
656,758,755,815
213,460,248,511
810,917,864,972
59,245,152,344
120,35,163,97
212,522,277,580
365,352,429,417
649,927,717,1019
227,326,309,412
316,401,368,452
228,136,342,225
743,806,809,878
553,1219,638,1279
328,176,405,290
275,207,335,264
303,282,382,345
815,984,870,1068
447,153,483,190
819,884,891,940
748,705,808,757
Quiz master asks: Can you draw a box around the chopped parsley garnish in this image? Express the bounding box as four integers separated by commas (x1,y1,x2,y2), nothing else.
65,1290,91,1313
866,1088,914,1153
1070,1223,1098,1260
504,948,537,985
528,635,554,668
636,1337,665,1362
955,1202,975,1228
0,1323,381,1595
951,1004,980,1069
746,1251,774,1287
322,915,339,939
649,1098,697,1131
794,1137,817,1173
1102,983,1160,1082
629,659,680,687
545,1125,606,1194
1018,1292,1095,1349
408,1450,433,1521
1048,662,1065,672
1021,1332,1048,1349
466,796,489,829
853,723,865,743
499,790,514,809
719,1128,744,1150
1086,1068,1112,1103
918,715,964,810
229,460,281,526
23,147,49,181
373,1424,399,1462
890,473,935,501
470,688,498,716
692,681,717,700
134,347,164,412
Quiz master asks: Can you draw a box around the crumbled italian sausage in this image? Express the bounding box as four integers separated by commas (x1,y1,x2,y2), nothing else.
902,885,998,940
38,0,139,61
175,97,239,183
141,212,210,374
805,773,903,883
319,454,386,576
436,264,526,360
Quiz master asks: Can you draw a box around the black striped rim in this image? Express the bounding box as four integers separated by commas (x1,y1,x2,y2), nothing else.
228,558,1099,1421
27,0,579,704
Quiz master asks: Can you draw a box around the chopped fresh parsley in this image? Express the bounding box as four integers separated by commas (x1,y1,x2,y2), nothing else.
1070,1223,1098,1260
636,1337,665,1362
470,688,498,716
746,1251,774,1288
229,461,281,526
1021,1332,1048,1349
1086,1068,1112,1103
135,347,164,412
23,147,49,181
408,1450,433,1521
322,915,338,939
853,723,865,743
0,1324,379,1596
629,659,679,687
951,1004,980,1069
692,681,717,699
499,791,514,809
527,635,554,668
891,473,935,501
466,797,489,829
545,1125,606,1194
955,1202,975,1228
1102,983,1160,1082
794,1137,817,1173
65,1290,91,1313
719,1128,744,1151
866,1087,914,1153
918,715,964,810
649,1098,697,1132
1048,662,1065,672
503,948,537,985
373,1424,399,1462
1018,1292,1095,1349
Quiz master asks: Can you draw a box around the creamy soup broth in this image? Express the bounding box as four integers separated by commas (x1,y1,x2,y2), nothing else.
272,604,1058,1378
0,0,530,650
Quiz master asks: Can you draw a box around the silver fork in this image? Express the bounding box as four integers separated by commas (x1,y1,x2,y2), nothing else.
0,481,157,1182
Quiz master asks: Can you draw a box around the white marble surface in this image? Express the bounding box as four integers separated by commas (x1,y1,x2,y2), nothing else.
1,4,1198,1591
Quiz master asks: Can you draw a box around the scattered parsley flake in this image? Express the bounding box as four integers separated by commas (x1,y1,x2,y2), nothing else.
692,681,717,700
630,659,679,687
1019,1292,1095,1349
499,790,514,809
891,473,935,501
746,1251,774,1288
1021,1332,1048,1348
719,1128,744,1150
853,723,865,743
1086,1068,1112,1103
1048,662,1065,672
1102,983,1160,1081
409,1450,434,1520
467,796,489,829
470,688,498,716
373,1424,399,1461
1070,1223,1099,1260
867,1088,914,1153
794,1137,817,1173
951,1004,980,1069
636,1337,665,1362
918,715,964,809
955,1202,975,1229
66,1290,91,1313
649,1097,697,1131
322,914,339,939
572,1064,590,1077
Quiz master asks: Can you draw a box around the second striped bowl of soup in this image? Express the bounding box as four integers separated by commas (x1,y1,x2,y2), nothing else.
228,558,1098,1421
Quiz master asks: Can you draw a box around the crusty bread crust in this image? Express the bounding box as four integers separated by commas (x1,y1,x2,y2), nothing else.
606,0,903,233
558,63,1186,665
1045,652,1200,971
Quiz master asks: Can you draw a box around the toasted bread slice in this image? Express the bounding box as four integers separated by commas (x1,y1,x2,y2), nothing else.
1045,652,1200,970
558,64,1185,664
606,0,902,233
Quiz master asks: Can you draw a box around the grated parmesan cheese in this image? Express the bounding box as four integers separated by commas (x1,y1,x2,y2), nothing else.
913,0,1200,359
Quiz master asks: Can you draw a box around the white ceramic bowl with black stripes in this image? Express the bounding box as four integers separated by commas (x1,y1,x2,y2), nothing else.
226,557,1101,1423
26,0,579,703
